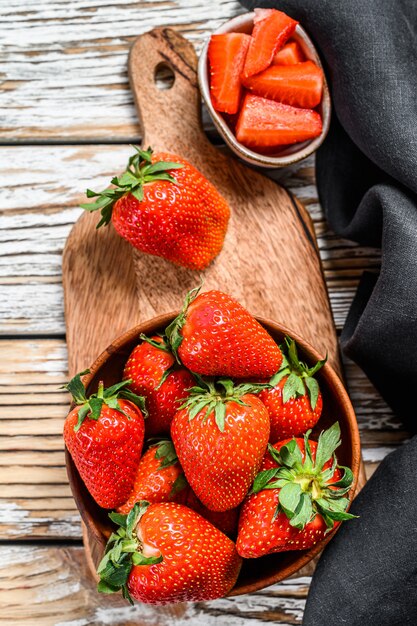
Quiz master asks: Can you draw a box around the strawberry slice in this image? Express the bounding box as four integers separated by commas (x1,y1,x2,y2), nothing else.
236,94,323,149
272,40,305,65
242,9,298,79
208,33,251,114
243,61,324,109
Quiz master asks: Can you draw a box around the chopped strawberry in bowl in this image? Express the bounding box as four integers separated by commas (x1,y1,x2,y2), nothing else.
198,10,331,168
64,287,360,603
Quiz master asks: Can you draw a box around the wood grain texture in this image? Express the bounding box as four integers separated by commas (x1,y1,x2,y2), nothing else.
0,545,315,626
0,0,245,141
0,145,381,335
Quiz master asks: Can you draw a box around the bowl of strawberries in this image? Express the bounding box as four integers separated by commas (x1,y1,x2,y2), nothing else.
199,9,331,167
64,287,360,605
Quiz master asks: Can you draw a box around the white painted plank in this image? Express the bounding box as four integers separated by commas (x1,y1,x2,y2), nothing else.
0,0,244,140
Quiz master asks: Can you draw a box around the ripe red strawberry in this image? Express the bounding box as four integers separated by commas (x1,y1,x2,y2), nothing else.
184,489,239,538
171,378,270,511
166,287,283,378
116,440,188,515
243,8,298,79
81,147,230,271
243,61,324,109
236,423,356,558
208,33,251,114
123,335,195,436
259,336,326,441
236,94,323,149
272,41,305,65
97,501,242,604
63,372,146,509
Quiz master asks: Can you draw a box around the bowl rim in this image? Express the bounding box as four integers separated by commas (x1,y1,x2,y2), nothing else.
198,11,331,168
65,312,360,596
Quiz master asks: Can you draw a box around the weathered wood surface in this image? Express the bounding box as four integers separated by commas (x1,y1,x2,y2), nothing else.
0,145,380,335
0,546,315,626
0,0,407,623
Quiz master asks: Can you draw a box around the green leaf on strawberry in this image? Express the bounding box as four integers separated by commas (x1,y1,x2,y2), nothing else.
63,372,148,432
269,336,327,410
97,501,163,604
251,422,357,530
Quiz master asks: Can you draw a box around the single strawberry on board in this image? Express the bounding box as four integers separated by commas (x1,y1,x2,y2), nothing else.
97,501,242,604
259,336,326,441
243,8,298,79
117,439,188,515
165,286,283,378
208,33,251,114
243,60,324,109
171,377,270,511
81,147,230,271
236,94,323,150
63,372,146,509
237,423,356,558
123,334,195,436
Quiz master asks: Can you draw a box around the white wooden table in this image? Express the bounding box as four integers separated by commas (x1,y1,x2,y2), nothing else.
0,1,406,624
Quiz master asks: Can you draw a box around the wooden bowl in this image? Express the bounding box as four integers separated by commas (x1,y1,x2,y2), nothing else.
65,312,360,596
198,12,331,168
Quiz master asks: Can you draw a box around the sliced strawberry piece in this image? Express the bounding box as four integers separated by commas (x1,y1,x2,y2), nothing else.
208,33,251,114
243,8,298,79
236,94,323,149
243,61,324,109
272,40,305,65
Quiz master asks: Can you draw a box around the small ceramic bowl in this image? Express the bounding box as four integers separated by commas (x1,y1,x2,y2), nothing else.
198,12,331,168
65,313,360,597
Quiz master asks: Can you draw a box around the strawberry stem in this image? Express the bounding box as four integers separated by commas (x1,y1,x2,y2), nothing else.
251,423,357,531
269,336,327,410
80,146,184,229
63,372,148,431
98,501,163,604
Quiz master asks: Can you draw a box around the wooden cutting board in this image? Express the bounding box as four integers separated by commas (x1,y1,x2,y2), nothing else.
63,27,364,581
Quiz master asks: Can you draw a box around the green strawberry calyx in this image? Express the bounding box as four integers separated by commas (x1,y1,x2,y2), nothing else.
64,370,148,432
269,336,327,410
148,438,188,497
80,146,184,228
97,501,163,605
139,333,191,390
251,422,357,531
165,284,202,362
178,376,272,433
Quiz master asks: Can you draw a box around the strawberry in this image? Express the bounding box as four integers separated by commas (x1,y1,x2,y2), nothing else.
243,8,298,79
81,147,230,271
97,501,242,604
63,372,146,509
166,287,283,378
260,337,326,441
236,423,356,558
123,335,195,436
208,33,251,114
272,41,305,65
184,489,239,538
243,61,324,109
171,378,270,511
116,440,188,514
236,94,323,149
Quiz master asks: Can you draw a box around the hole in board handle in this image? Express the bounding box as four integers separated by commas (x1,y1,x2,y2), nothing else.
154,62,175,90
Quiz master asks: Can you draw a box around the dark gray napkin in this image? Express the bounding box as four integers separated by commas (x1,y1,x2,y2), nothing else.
238,1,417,623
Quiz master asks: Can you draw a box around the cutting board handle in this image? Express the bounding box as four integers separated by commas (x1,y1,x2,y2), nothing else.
129,28,204,150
